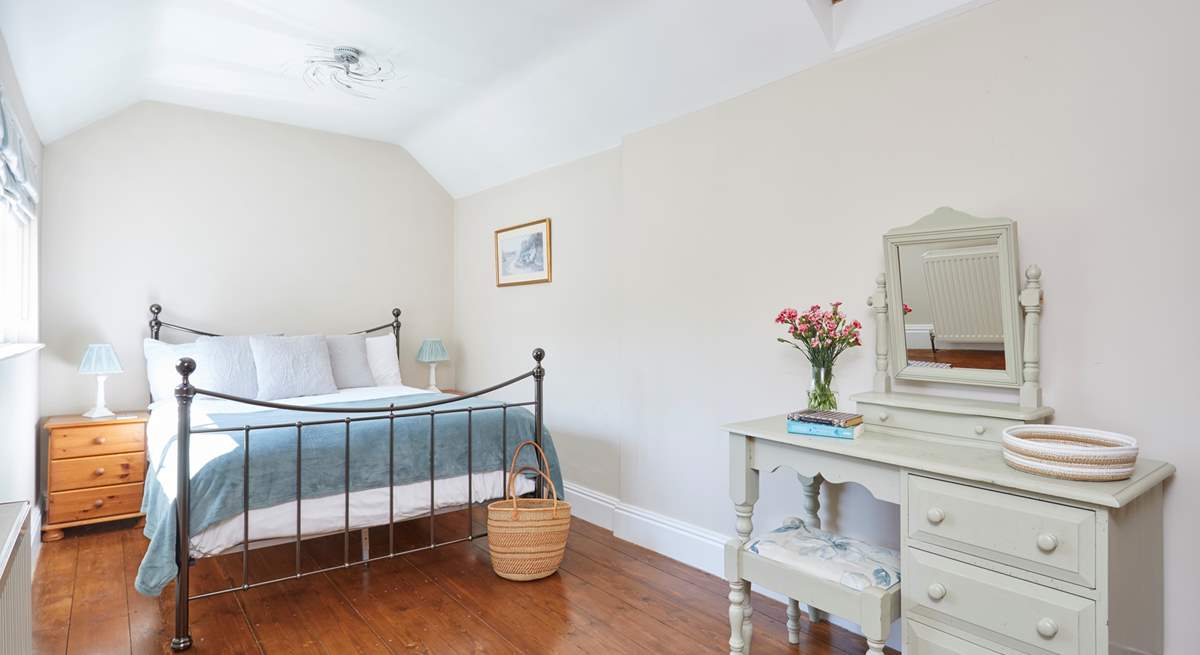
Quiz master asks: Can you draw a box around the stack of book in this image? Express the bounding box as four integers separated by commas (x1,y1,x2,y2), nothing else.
786,409,864,439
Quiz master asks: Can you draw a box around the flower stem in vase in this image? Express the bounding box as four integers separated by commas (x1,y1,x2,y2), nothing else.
808,366,838,411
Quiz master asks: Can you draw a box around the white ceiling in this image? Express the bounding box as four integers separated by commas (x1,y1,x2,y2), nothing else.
0,0,987,197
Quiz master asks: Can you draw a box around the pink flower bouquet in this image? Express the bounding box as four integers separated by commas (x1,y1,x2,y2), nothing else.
775,302,863,410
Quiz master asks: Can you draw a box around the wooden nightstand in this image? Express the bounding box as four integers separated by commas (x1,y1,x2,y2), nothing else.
41,412,149,542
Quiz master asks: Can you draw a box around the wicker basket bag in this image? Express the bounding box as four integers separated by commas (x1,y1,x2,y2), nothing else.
487,440,571,581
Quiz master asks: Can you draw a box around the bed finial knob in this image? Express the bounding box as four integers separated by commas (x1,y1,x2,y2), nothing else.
532,348,545,362
392,307,401,319
176,357,197,380
149,304,164,339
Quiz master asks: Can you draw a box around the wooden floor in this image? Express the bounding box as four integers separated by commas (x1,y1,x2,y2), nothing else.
907,348,1005,370
33,511,890,654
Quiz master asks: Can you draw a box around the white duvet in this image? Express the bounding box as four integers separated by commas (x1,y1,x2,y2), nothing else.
146,384,532,558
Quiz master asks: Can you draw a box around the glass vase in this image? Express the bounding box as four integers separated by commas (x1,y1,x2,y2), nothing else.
808,366,838,411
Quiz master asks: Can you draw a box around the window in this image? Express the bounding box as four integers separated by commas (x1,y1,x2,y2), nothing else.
0,202,33,342
0,89,38,344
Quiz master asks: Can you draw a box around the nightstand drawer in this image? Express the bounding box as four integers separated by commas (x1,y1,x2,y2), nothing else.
50,452,145,492
49,421,145,459
908,475,1096,587
47,482,143,524
905,548,1096,655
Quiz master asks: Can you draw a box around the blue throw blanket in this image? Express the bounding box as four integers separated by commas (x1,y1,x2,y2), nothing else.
135,393,560,595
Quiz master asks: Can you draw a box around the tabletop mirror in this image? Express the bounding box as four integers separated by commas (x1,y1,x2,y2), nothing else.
876,207,1036,392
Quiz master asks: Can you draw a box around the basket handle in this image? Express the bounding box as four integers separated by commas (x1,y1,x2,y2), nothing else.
504,466,564,518
506,439,555,499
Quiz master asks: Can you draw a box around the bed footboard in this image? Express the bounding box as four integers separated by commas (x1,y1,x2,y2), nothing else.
168,349,547,652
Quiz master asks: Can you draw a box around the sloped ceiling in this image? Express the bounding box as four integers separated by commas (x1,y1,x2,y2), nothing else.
0,0,988,197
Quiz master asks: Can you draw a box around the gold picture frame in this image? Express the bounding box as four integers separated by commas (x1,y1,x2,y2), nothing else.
495,218,552,287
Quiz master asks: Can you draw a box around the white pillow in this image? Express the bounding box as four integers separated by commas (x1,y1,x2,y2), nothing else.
365,335,403,386
143,339,201,404
325,334,375,389
249,335,338,401
194,335,258,399
143,337,258,403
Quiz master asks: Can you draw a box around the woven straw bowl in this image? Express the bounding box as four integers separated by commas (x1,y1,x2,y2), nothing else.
1001,425,1138,482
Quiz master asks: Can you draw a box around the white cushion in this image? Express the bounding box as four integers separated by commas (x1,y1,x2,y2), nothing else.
325,334,375,389
745,518,900,591
365,334,403,386
248,335,338,401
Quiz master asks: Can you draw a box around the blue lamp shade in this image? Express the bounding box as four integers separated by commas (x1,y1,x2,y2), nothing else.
416,339,449,363
78,344,123,375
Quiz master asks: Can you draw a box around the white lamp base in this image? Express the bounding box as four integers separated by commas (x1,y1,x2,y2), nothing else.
82,374,116,419
426,362,440,392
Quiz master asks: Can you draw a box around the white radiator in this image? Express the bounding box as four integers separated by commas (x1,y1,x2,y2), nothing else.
0,502,32,655
921,245,1004,345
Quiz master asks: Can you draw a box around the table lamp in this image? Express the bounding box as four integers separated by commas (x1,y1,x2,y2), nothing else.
78,343,123,418
416,339,449,392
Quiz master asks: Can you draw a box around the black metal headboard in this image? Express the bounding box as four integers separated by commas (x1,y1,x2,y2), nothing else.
147,303,403,360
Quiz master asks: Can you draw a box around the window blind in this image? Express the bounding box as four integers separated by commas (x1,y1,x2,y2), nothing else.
0,89,37,222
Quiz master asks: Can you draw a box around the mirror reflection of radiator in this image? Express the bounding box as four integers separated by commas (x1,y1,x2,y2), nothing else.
922,245,1004,347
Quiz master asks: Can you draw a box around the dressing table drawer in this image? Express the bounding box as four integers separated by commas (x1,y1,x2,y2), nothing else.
860,403,1017,443
904,619,1003,655
904,548,1096,655
907,475,1096,587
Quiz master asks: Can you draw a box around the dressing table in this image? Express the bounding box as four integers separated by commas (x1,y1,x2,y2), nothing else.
724,208,1174,655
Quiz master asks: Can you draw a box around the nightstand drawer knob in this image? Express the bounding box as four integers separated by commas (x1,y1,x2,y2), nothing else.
93,436,107,445
974,424,986,435
94,467,106,477
1037,533,1059,553
926,583,947,601
926,507,946,525
92,499,105,509
878,412,890,422
1036,618,1059,639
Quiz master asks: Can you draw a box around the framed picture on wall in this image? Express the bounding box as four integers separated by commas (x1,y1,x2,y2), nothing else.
495,218,552,287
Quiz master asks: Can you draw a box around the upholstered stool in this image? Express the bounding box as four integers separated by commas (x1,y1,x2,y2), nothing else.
725,518,900,655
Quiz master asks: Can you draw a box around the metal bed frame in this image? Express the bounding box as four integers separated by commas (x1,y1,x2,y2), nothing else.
147,305,547,651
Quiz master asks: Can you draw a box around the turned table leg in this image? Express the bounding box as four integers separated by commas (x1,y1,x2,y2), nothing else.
728,434,760,655
786,598,801,644
799,474,828,624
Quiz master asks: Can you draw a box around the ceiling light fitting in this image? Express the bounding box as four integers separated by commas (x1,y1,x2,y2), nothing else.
303,45,395,99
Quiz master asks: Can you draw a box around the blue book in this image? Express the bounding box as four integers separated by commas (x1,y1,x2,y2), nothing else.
786,420,863,440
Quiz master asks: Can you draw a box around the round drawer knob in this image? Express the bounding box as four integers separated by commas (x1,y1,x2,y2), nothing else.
1037,617,1059,639
92,499,105,509
94,467,106,477
926,507,946,525
878,412,890,422
973,424,986,435
93,436,107,445
926,583,947,601
1037,533,1059,553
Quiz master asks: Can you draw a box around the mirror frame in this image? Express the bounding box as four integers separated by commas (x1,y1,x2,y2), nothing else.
883,207,1024,388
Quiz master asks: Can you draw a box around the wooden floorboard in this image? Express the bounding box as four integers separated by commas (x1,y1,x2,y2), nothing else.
34,513,888,654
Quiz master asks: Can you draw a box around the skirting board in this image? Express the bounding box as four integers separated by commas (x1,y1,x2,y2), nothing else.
563,480,898,647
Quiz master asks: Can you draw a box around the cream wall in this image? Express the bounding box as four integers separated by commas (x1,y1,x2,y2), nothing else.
453,0,1199,650
40,101,455,416
453,149,624,496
